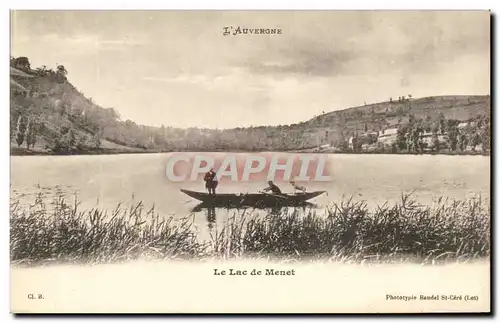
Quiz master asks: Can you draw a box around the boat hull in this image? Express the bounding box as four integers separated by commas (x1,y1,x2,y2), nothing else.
180,189,325,207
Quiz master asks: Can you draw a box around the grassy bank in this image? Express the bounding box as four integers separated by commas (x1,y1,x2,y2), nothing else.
10,193,490,266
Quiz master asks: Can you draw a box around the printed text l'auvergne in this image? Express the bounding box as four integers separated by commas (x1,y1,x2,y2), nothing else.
223,26,283,36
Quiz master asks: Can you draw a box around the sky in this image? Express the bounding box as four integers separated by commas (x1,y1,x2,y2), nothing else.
11,10,490,129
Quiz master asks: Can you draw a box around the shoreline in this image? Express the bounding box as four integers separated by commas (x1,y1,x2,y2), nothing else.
10,147,491,157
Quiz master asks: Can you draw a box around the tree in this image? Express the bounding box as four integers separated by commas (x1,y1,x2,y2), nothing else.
76,134,89,152
61,128,76,154
56,64,68,83
424,115,433,132
24,118,34,150
13,57,31,70
93,133,101,150
48,136,62,153
458,132,468,152
338,131,348,151
413,123,424,153
408,113,416,126
153,128,167,147
480,126,490,153
15,116,25,148
447,126,459,151
431,126,439,152
35,65,48,76
351,133,362,152
406,132,413,152
469,132,480,152
56,64,68,76
396,127,407,151
438,113,446,134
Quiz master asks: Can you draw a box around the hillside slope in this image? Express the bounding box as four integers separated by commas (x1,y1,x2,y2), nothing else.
299,95,490,146
10,63,148,155
10,57,491,155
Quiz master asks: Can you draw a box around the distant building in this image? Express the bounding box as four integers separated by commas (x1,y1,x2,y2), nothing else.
421,132,432,147
421,132,433,147
313,143,334,153
380,128,398,136
457,121,478,131
377,128,398,146
318,144,331,150
465,144,483,152
421,132,448,148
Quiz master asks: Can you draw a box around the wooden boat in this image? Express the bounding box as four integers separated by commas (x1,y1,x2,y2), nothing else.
180,189,326,207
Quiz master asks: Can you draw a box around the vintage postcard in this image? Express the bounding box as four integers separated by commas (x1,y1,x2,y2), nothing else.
9,10,491,314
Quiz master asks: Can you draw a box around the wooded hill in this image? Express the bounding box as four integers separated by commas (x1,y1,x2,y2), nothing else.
10,56,491,155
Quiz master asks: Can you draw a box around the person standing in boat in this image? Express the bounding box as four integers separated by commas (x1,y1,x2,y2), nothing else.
262,180,283,195
204,168,218,195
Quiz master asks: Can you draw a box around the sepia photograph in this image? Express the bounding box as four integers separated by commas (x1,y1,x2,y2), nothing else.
9,9,491,314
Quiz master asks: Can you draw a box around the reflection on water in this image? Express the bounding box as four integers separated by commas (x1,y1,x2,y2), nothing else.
190,202,319,231
10,154,490,239
206,206,216,230
189,202,317,213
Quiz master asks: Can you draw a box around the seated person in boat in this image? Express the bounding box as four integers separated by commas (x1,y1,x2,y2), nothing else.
204,169,218,195
263,180,283,195
290,180,306,194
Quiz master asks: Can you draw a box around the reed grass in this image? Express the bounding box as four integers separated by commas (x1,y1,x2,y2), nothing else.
213,194,490,264
10,192,490,266
10,193,209,266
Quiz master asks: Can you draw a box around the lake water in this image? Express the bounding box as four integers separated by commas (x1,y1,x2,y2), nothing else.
10,153,490,241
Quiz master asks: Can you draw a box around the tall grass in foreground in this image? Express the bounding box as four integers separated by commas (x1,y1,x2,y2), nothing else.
11,193,490,266
10,194,209,265
212,194,490,264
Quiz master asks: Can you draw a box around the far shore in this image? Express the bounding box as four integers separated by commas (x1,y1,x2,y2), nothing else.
10,146,491,157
